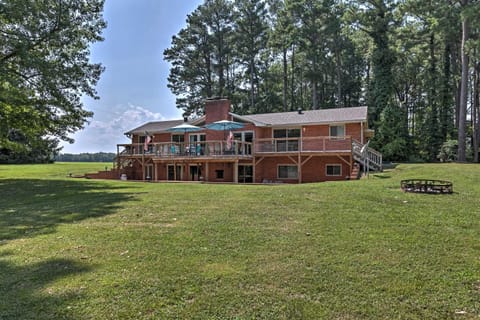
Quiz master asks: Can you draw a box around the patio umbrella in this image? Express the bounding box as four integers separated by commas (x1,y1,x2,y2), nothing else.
166,123,203,155
204,120,244,139
166,122,202,133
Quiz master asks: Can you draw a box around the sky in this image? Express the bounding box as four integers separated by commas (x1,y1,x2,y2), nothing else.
60,0,203,154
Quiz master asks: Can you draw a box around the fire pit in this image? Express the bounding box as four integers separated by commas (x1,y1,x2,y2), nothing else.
400,179,453,194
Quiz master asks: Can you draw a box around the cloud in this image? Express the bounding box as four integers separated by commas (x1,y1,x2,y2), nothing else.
60,103,174,153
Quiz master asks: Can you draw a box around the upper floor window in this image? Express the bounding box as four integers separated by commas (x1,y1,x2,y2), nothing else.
171,134,184,143
329,125,345,138
273,128,300,152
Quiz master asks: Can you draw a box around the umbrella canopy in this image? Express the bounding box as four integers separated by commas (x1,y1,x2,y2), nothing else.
204,120,244,131
166,123,202,133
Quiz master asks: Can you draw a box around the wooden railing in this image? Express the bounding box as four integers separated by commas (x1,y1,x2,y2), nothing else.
117,140,253,158
254,136,353,153
117,136,355,159
352,140,383,171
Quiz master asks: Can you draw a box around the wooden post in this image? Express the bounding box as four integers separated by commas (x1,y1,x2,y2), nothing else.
233,161,238,183
205,161,209,182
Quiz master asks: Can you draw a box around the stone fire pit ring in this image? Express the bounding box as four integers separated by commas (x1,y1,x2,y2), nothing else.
401,179,453,194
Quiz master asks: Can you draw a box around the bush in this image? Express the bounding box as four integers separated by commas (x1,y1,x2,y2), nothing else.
437,140,457,162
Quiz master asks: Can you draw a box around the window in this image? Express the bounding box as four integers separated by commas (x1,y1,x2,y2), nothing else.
278,165,298,179
273,128,300,152
330,125,345,138
233,131,253,155
171,134,184,143
215,170,224,179
326,164,342,176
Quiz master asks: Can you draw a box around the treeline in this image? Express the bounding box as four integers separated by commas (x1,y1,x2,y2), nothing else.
55,152,115,163
164,0,480,162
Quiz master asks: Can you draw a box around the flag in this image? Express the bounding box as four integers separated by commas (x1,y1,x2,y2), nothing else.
226,130,233,150
144,131,151,151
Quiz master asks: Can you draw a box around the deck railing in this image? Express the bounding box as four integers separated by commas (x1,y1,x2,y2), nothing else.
352,139,383,171
117,140,253,158
117,136,354,159
254,136,353,153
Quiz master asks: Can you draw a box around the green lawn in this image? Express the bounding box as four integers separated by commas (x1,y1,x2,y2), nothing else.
0,162,479,319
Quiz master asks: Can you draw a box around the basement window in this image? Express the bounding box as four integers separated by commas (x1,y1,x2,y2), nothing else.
215,170,224,179
278,165,298,179
326,164,342,176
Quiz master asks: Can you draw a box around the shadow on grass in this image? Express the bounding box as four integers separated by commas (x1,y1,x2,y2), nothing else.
373,174,391,179
0,253,91,319
0,179,138,318
0,179,137,242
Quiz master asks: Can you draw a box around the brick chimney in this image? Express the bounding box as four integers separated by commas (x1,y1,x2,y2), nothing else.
205,97,231,124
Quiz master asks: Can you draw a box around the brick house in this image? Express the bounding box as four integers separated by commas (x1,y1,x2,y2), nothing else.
110,98,382,183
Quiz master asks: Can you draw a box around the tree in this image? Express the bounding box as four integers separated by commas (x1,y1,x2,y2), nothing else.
164,0,234,116
233,0,269,112
288,0,338,110
0,0,106,160
457,0,470,162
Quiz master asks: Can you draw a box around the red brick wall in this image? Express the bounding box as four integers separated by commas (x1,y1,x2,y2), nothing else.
205,162,234,182
301,155,351,182
255,155,351,183
302,125,329,137
346,123,362,141
205,99,230,123
153,133,171,143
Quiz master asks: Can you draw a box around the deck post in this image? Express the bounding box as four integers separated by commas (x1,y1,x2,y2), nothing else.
233,161,238,183
298,153,302,184
205,162,209,182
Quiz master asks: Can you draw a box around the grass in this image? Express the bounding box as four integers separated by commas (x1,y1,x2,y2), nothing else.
0,162,479,319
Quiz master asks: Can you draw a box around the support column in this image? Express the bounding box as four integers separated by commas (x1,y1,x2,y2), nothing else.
298,153,302,184
205,162,209,182
233,161,238,183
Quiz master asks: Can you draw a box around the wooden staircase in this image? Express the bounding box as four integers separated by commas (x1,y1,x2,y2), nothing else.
352,140,383,174
350,163,361,180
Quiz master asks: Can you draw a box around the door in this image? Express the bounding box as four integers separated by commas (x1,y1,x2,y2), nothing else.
189,133,206,155
167,165,183,181
145,164,153,180
189,165,202,181
233,131,253,155
238,165,253,183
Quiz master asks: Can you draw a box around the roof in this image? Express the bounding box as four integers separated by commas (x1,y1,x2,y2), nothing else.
125,119,184,135
234,106,368,127
124,106,368,135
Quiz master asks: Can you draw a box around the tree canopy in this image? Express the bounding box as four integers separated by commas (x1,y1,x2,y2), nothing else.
0,0,106,163
164,0,480,162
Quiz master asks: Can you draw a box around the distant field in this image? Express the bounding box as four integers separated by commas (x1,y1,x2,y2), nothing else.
0,162,479,319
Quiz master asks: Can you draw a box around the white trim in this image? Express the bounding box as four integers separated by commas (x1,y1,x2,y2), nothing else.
325,164,342,176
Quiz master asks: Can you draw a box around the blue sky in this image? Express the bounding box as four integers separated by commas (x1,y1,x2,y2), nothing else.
60,0,203,153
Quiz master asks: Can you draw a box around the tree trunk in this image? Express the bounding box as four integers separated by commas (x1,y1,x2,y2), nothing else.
283,48,288,112
291,45,295,110
335,46,342,107
473,58,479,162
250,58,255,109
457,0,469,162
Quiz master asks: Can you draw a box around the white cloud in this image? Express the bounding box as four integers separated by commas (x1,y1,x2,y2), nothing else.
60,103,174,153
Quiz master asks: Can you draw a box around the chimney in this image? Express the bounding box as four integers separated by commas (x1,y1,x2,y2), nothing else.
298,108,303,115
205,97,231,123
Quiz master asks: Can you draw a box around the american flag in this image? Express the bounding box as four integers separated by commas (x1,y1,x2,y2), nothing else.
144,132,151,151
